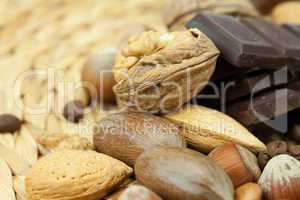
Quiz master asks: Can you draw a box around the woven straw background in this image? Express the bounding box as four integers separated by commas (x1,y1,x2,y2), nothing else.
0,1,165,199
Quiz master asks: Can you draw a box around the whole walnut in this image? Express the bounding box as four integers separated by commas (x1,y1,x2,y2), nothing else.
164,0,260,30
113,29,219,113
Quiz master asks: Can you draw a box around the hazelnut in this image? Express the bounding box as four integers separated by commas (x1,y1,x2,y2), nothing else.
235,183,262,200
272,1,300,25
208,143,261,188
258,154,300,200
81,47,117,103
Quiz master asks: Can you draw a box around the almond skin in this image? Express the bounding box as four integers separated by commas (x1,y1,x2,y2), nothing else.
25,150,132,200
164,105,267,153
258,154,300,200
135,147,234,200
93,112,186,167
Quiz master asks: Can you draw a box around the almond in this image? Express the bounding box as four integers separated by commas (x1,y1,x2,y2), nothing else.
25,150,133,200
93,112,186,167
164,105,267,153
0,158,16,200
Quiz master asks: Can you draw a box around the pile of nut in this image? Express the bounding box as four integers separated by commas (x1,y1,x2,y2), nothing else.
1,0,300,200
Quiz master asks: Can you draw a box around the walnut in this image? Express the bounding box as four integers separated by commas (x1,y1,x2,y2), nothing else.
113,29,219,113
163,0,260,30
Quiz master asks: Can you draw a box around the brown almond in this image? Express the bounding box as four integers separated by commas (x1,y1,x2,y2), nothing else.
93,112,186,167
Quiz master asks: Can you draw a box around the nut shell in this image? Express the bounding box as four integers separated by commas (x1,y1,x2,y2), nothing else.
81,47,117,103
208,143,261,188
93,112,186,167
235,183,262,200
135,147,234,200
25,150,132,200
113,29,219,113
258,154,300,200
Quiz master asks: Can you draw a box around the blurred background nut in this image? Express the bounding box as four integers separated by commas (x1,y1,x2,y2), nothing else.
235,183,262,200
208,143,261,188
110,185,162,200
258,154,300,200
271,1,300,24
25,150,132,200
163,0,259,31
135,147,234,200
266,140,288,157
250,0,288,14
257,152,271,170
81,47,118,103
113,29,219,113
289,124,300,142
93,112,186,167
0,114,22,133
63,100,86,123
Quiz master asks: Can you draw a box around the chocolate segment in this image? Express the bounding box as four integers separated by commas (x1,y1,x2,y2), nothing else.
283,24,300,39
187,12,283,69
0,114,22,133
227,81,300,126
242,18,300,65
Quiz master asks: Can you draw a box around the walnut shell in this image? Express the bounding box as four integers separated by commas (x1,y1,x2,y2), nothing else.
25,150,132,200
163,0,260,31
113,29,219,113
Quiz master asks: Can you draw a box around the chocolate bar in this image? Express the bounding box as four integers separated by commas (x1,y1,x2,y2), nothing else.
198,67,297,107
226,81,300,126
186,12,300,69
283,24,300,39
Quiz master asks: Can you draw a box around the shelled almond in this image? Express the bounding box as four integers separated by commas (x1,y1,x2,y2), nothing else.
164,105,267,153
